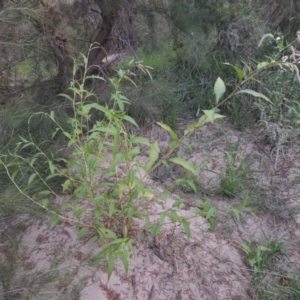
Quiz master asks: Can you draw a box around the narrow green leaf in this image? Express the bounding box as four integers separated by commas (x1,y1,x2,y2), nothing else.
183,141,192,153
105,238,131,246
37,190,51,196
52,128,60,139
88,132,100,141
172,199,185,208
157,122,178,140
120,93,130,104
104,153,124,178
241,195,249,208
158,212,166,226
109,200,116,217
214,77,226,104
48,161,55,175
73,128,82,135
94,205,102,219
185,179,197,193
116,94,124,111
184,129,190,136
224,63,244,80
182,221,191,239
189,123,197,130
97,227,117,239
195,209,204,217
132,210,148,219
112,127,120,157
130,136,151,146
196,199,205,206
162,190,168,201
258,246,270,252
206,206,216,220
230,207,240,221
84,141,93,154
30,158,37,167
124,76,137,87
91,126,115,135
169,210,180,222
119,252,129,274
117,69,125,78
20,142,32,150
74,208,85,218
150,223,159,236
169,139,176,149
87,155,97,171
240,243,251,254
174,178,184,186
145,142,160,172
236,89,272,103
28,173,37,186
197,115,207,126
123,115,138,127
127,206,134,218
19,135,29,143
11,169,19,180
128,147,140,160
63,131,72,140
62,179,71,192
50,214,61,229
123,225,128,238
209,218,216,231
122,74,137,86
84,103,109,114
82,104,92,116
278,37,284,51
89,236,98,243
107,255,115,281
169,157,196,176
242,61,252,72
58,93,74,102
81,52,88,66
67,139,76,148
78,227,87,239
41,199,49,208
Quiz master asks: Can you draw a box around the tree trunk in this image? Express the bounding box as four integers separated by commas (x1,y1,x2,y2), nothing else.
87,15,115,67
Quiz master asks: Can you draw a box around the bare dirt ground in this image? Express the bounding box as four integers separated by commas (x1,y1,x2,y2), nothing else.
1,118,300,299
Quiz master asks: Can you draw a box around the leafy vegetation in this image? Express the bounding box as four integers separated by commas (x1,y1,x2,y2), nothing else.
1,0,300,298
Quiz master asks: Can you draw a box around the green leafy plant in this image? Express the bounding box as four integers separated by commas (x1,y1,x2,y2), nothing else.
0,55,199,280
0,52,273,280
218,149,257,198
226,194,254,221
239,239,285,278
194,198,217,231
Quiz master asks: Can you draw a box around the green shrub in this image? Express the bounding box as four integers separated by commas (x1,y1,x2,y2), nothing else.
0,54,275,280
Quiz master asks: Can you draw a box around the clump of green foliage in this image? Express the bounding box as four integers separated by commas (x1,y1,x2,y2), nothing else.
238,238,300,299
1,56,210,280
0,50,283,283
218,150,257,198
240,239,285,278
